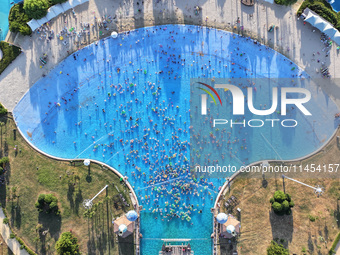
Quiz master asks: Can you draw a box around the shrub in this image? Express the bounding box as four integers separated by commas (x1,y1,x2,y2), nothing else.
55,232,79,255
8,3,32,36
0,42,21,75
23,0,49,19
270,190,294,215
3,218,9,224
330,231,340,254
282,200,290,211
272,202,282,213
274,0,297,5
35,193,59,214
0,157,9,167
10,233,16,239
0,103,7,116
274,190,286,203
309,215,316,222
267,240,289,255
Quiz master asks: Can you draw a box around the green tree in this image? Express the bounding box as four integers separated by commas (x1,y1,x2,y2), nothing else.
35,193,59,214
272,202,282,213
267,240,289,255
50,0,67,4
282,200,290,211
23,0,49,19
274,190,286,203
270,190,294,215
55,232,79,255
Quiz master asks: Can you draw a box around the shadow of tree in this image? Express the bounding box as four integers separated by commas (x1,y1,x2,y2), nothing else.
38,212,61,241
10,201,21,229
118,234,135,255
307,232,314,253
74,189,83,215
67,182,75,210
269,210,293,247
336,200,340,228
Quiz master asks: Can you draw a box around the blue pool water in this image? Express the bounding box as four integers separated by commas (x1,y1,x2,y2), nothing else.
13,25,339,254
0,0,19,41
330,0,340,12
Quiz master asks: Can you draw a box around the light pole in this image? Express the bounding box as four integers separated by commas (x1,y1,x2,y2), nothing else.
83,185,109,209
282,175,324,197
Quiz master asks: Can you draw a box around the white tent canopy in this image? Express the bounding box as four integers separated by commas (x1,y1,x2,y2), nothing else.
304,8,340,45
27,20,41,31
27,0,89,31
61,1,73,10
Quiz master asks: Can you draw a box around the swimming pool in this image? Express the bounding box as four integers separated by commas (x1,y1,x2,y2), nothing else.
0,0,19,41
329,0,340,12
13,25,339,254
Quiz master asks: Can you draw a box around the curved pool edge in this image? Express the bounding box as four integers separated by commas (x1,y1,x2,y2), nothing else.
211,125,340,255
11,112,141,255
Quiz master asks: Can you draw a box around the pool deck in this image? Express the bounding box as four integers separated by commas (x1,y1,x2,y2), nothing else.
1,0,340,111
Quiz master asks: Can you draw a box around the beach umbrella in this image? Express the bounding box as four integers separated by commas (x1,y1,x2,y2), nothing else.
83,159,91,166
216,213,228,224
226,224,236,235
111,31,118,38
126,210,138,222
118,224,127,236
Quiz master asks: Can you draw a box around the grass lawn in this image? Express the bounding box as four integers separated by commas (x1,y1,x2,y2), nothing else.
218,128,340,255
0,114,135,255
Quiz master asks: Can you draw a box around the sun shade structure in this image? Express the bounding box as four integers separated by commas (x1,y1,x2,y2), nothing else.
304,8,340,45
83,159,91,166
220,214,241,238
216,213,228,224
27,0,89,31
114,215,134,238
126,210,138,222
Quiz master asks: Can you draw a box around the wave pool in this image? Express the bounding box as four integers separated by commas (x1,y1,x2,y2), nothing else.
13,25,339,254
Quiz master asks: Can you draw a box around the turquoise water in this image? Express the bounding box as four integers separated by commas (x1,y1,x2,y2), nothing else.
0,0,19,41
13,25,339,254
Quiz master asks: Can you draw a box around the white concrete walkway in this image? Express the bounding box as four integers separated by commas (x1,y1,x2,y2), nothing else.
0,208,29,255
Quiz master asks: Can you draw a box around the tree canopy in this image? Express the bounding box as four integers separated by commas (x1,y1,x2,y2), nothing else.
23,0,49,19
267,241,289,255
55,232,79,255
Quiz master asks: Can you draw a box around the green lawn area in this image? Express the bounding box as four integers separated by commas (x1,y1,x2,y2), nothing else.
0,114,135,255
0,42,21,75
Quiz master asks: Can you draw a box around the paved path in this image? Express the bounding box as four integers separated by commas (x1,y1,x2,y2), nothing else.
335,239,340,255
0,208,29,255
